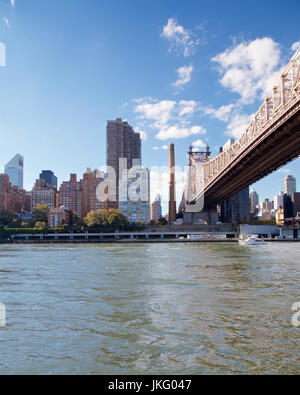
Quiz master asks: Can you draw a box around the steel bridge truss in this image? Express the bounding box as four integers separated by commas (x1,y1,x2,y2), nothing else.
185,47,300,208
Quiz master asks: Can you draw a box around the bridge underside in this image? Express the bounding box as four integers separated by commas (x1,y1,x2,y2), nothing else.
202,107,300,210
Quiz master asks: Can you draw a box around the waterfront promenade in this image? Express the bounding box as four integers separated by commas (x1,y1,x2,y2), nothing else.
1,232,299,244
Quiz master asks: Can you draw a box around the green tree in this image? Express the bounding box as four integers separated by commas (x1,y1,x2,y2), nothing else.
158,217,168,226
33,205,49,225
84,209,128,228
34,221,47,229
0,210,17,227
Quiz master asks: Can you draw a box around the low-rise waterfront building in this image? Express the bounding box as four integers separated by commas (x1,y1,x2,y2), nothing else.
17,212,33,223
48,207,71,228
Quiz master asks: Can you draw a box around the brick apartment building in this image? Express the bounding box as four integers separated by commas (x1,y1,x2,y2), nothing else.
0,174,31,213
59,174,82,218
48,207,71,228
32,179,57,210
80,168,105,218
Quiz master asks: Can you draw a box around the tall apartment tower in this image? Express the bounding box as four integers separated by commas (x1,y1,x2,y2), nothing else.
250,188,259,215
119,162,151,224
106,118,141,208
4,154,24,190
274,191,285,210
284,175,296,197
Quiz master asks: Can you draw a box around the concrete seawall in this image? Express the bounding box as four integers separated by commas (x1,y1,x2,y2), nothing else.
1,238,299,245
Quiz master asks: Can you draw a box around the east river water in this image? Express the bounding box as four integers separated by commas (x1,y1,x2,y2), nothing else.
0,242,299,375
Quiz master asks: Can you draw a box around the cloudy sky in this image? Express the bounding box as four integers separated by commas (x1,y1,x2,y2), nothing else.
0,0,299,213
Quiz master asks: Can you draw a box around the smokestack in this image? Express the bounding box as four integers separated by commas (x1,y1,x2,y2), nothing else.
169,143,177,223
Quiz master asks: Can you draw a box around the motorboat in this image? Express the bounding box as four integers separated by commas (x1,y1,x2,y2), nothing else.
239,235,266,245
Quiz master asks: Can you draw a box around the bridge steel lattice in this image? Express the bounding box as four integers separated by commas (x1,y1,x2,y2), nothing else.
185,47,300,211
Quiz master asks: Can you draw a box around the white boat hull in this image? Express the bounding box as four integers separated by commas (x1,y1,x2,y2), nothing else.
239,235,266,245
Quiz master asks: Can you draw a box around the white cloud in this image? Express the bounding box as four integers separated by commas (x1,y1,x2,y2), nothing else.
2,17,9,26
199,101,254,139
178,100,197,117
0,42,6,67
134,98,206,141
153,146,159,151
162,145,169,150
212,38,282,103
161,18,199,57
10,0,15,7
135,99,176,129
156,125,206,140
225,113,252,139
203,103,234,122
172,65,193,90
278,168,292,175
135,127,147,141
192,139,206,148
291,42,300,52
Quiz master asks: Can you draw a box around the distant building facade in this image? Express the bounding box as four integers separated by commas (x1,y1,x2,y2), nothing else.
48,207,71,228
258,199,274,220
220,187,250,224
118,159,150,224
0,174,30,213
283,193,294,218
151,194,162,221
274,191,284,211
39,170,58,189
17,212,33,223
292,192,300,217
32,179,57,210
250,189,259,216
284,175,296,197
106,118,141,208
4,154,24,190
59,174,82,218
80,168,105,218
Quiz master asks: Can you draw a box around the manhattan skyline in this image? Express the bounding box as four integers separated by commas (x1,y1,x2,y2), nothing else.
0,0,299,211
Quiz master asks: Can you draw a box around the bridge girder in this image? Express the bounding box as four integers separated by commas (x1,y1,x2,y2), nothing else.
184,47,300,211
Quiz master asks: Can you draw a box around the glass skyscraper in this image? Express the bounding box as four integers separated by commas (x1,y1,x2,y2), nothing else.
4,154,24,190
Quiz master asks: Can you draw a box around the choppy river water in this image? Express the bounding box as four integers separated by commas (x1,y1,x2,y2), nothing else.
0,242,299,374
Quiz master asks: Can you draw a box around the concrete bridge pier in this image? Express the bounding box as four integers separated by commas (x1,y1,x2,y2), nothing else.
183,209,218,225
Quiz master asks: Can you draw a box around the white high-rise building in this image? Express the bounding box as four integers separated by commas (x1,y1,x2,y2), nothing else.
250,189,259,214
274,191,284,210
4,154,24,190
284,175,296,197
119,158,150,224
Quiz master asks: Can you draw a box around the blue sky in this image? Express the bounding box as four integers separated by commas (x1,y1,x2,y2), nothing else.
0,0,299,212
